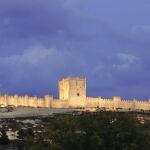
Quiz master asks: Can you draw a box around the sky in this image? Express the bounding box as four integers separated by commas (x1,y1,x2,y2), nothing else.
0,0,150,99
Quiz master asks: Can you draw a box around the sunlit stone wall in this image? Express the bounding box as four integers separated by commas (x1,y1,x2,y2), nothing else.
0,94,53,108
51,99,68,108
59,77,86,108
0,94,149,110
0,77,149,111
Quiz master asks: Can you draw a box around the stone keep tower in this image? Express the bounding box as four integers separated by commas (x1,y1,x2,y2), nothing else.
59,77,86,107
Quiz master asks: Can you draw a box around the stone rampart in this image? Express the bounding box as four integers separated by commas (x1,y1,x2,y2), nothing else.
0,94,149,111
85,96,150,111
52,99,68,108
0,94,53,108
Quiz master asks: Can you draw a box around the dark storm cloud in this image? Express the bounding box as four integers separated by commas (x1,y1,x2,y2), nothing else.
0,0,72,48
0,45,87,97
0,0,150,99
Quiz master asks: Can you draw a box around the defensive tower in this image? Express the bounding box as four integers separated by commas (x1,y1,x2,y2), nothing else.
59,77,86,100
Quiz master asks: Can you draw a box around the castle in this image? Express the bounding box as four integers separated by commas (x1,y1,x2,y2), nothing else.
0,77,150,111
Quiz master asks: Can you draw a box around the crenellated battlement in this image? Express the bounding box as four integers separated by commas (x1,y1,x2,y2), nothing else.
0,77,149,111
0,94,53,108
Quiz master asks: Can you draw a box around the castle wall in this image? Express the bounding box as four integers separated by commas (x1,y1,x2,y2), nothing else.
0,77,149,111
0,94,149,111
0,94,52,108
85,96,150,111
99,98,114,110
86,97,99,108
69,78,86,98
7,96,17,106
69,97,86,108
118,99,150,111
119,100,134,109
86,97,114,110
52,99,68,108
59,79,70,100
0,95,8,107
44,95,53,108
134,100,150,110
37,99,44,107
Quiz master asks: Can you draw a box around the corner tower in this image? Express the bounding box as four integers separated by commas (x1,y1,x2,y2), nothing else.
59,77,86,100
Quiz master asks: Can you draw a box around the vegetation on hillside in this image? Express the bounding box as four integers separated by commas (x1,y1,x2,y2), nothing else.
22,111,150,150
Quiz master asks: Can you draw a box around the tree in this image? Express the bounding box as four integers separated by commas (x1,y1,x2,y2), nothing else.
24,112,150,150
0,129,10,145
